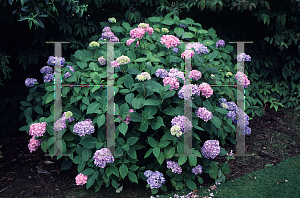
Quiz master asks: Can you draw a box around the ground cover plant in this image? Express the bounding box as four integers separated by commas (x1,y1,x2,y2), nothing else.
17,14,260,195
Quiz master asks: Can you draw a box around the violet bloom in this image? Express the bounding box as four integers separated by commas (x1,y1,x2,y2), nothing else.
195,107,213,122
172,47,179,53
166,160,182,174
191,165,203,175
40,66,53,74
237,53,251,62
102,27,111,32
47,56,65,66
25,78,37,87
201,140,220,159
102,31,115,40
146,171,165,189
155,69,169,78
216,40,225,48
171,115,192,133
168,68,185,81
73,119,95,136
179,24,187,28
93,148,114,168
44,73,54,82
109,36,119,42
98,56,106,65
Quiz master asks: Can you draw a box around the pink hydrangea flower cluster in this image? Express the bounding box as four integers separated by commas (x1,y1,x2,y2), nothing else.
160,35,181,49
75,173,88,186
163,77,180,90
199,82,213,98
117,109,134,124
181,50,195,59
29,122,47,137
235,71,250,88
126,38,139,47
28,136,43,153
138,23,154,36
110,60,120,68
189,70,202,81
130,28,145,39
195,107,213,122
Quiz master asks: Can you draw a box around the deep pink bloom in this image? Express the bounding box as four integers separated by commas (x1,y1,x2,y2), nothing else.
199,82,213,98
28,136,43,153
181,50,195,59
75,173,88,186
146,27,154,36
29,122,47,137
130,28,145,39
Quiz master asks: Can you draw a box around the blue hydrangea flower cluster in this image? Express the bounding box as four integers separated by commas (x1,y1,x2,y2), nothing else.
100,27,119,42
73,118,95,136
44,73,54,82
237,53,251,62
216,40,225,48
186,43,209,55
168,68,185,81
155,69,169,78
144,170,165,189
191,165,203,175
178,84,200,100
166,160,182,174
40,66,53,74
93,148,114,168
172,47,179,53
25,78,37,87
171,115,193,133
47,56,65,66
219,98,251,135
201,140,220,159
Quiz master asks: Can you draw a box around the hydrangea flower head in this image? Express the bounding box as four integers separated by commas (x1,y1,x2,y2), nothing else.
191,165,203,175
216,40,225,48
237,53,251,62
155,69,169,78
109,36,119,42
89,41,99,47
116,55,130,65
189,70,202,81
154,28,160,32
98,56,106,65
171,115,192,133
144,170,153,178
199,82,213,98
195,107,213,122
73,119,95,136
226,72,233,77
40,66,53,74
137,72,151,81
201,140,220,159
130,28,145,39
146,27,154,36
170,125,183,137
93,148,114,168
64,72,71,79
126,38,137,47
166,160,182,174
110,60,120,68
102,26,111,32
108,17,116,23
28,136,43,153
25,78,37,87
235,72,251,88
44,73,54,82
160,35,181,49
168,68,185,81
163,77,180,90
146,171,165,189
181,50,195,59
161,28,169,34
138,23,149,29
64,111,73,118
178,84,200,100
75,173,88,186
29,122,47,137
47,56,65,66
102,31,115,40
172,47,179,53
117,109,134,124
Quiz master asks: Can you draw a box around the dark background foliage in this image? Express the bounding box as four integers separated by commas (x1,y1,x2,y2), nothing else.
0,0,299,137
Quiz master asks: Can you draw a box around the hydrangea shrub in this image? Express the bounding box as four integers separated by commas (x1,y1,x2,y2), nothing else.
19,13,254,194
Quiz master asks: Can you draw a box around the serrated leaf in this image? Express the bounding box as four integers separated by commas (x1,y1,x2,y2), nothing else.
128,171,138,183
119,163,128,179
153,147,160,158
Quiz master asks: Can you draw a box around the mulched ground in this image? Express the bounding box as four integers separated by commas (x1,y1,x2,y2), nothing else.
1,102,300,198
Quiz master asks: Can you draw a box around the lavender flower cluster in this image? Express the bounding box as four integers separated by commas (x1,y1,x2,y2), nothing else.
53,111,75,132
100,26,119,42
201,140,221,159
216,40,225,48
186,43,209,55
191,165,203,175
195,107,213,122
166,160,182,174
93,148,114,168
171,115,193,133
219,98,251,135
178,84,200,100
237,52,251,62
144,170,165,189
73,118,95,136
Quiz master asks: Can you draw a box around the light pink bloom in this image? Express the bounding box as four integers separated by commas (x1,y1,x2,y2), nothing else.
146,27,154,36
130,28,145,39
160,35,181,49
199,82,213,98
110,60,120,68
28,136,43,153
29,122,47,137
181,50,195,59
189,70,202,81
163,77,180,90
75,173,88,186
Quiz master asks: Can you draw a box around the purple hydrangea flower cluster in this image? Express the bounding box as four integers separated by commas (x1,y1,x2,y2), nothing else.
172,47,179,53
195,107,213,122
47,56,65,66
102,26,111,32
216,40,225,48
44,73,54,82
201,140,221,159
219,98,251,135
73,118,95,136
189,70,202,81
98,56,106,65
100,27,119,42
168,68,185,82
93,148,114,168
171,115,193,133
53,112,75,131
155,69,169,78
144,170,166,189
166,160,182,174
66,65,76,72
191,165,203,175
178,84,200,100
186,43,209,55
40,66,53,74
237,53,251,62
25,78,37,87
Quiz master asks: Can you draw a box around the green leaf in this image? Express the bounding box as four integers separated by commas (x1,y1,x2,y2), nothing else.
203,100,213,111
105,167,112,177
188,155,197,166
158,141,170,148
144,148,153,158
126,137,139,146
124,74,134,90
73,156,83,164
162,17,174,25
186,179,197,190
211,116,221,128
120,103,129,119
82,148,92,161
214,107,228,114
128,171,138,184
80,137,99,149
119,164,128,179
182,32,194,39
47,137,56,146
198,177,203,184
129,112,142,122
111,26,125,33
89,62,99,71
153,147,160,158
207,51,218,61
82,168,95,176
63,133,75,141
135,58,148,62
157,151,165,165
119,122,128,135
86,176,95,189
147,137,157,147
125,93,134,105
169,56,181,63
144,99,161,106
148,16,161,22
221,162,231,174
74,50,85,61
122,22,131,30
281,15,286,26
111,166,119,177
129,165,139,171
33,105,43,115
127,147,137,159
61,159,72,170
97,114,105,128
86,102,100,115
178,156,187,165
151,117,165,130
164,146,175,159
45,92,54,104
174,27,184,37
151,188,158,194
132,97,145,109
